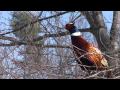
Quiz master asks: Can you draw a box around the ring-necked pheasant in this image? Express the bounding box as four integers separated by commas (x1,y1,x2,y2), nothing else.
65,23,108,71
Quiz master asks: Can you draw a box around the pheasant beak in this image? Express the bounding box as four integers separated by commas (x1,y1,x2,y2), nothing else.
101,59,109,67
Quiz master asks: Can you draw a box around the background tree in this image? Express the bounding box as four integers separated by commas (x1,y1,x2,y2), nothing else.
11,11,44,78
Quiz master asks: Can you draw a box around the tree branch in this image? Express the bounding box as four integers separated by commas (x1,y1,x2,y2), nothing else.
33,28,91,41
0,42,71,49
92,11,107,28
0,35,19,42
0,28,91,44
81,11,107,29
83,67,120,79
81,11,96,28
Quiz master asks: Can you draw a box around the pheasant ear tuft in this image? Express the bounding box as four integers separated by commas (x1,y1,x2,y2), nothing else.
69,23,74,25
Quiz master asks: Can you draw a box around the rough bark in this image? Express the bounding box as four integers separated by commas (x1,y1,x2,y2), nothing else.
82,11,111,52
110,11,120,67
110,11,120,52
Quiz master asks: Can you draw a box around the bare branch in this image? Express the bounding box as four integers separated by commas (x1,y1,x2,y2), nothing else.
0,42,71,49
33,28,91,41
83,67,120,79
0,27,91,44
0,35,18,42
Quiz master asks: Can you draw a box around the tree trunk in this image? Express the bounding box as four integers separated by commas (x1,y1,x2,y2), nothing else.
109,11,120,67
82,11,120,69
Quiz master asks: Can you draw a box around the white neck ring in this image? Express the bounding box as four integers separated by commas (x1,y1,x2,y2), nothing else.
71,32,82,36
